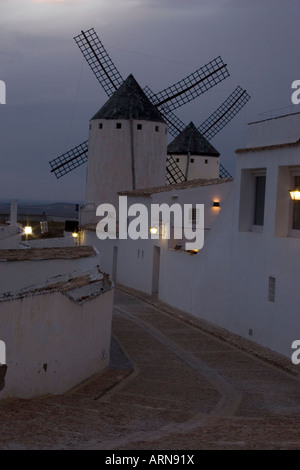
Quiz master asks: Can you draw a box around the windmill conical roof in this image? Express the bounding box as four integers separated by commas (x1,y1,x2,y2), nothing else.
91,74,166,123
167,122,220,156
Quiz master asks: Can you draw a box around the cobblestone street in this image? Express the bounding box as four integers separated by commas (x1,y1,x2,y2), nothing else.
0,286,299,450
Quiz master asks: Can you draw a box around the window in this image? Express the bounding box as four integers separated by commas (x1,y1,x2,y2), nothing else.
137,124,142,130
238,168,267,232
99,123,103,129
89,123,92,130
253,175,266,226
190,158,194,163
176,158,179,163
205,159,208,164
116,123,122,129
268,276,276,302
155,126,159,132
292,175,300,230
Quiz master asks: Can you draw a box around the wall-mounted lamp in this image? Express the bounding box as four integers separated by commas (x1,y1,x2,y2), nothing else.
289,187,300,201
72,230,83,246
24,226,32,235
212,201,220,208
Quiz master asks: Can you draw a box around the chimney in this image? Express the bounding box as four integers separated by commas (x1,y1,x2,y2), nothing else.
10,199,18,226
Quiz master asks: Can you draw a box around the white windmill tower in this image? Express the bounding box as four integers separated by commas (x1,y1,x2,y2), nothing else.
167,121,220,181
82,74,167,222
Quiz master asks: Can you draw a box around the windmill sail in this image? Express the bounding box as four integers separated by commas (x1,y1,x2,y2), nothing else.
74,28,124,97
219,163,232,179
166,155,186,185
198,86,250,141
50,140,88,179
143,88,186,139
149,57,229,113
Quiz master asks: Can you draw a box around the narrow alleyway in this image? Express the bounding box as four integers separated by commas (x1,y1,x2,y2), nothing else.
0,287,299,450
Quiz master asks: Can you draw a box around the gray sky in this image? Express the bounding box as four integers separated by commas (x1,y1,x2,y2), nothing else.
0,0,299,203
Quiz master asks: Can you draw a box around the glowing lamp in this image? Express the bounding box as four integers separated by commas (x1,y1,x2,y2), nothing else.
289,188,300,201
149,226,158,235
72,232,79,238
24,226,32,235
212,201,220,208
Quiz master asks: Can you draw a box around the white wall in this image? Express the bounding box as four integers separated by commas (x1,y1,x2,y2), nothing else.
246,112,300,147
27,232,75,248
227,143,300,357
160,117,300,358
0,287,113,398
83,180,233,295
0,225,22,249
82,118,167,224
174,154,220,180
159,248,198,312
159,188,234,325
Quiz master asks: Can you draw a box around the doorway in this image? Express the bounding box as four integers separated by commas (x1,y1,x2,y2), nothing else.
152,246,160,294
112,246,118,282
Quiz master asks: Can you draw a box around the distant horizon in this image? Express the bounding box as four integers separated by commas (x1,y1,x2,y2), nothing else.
0,199,84,206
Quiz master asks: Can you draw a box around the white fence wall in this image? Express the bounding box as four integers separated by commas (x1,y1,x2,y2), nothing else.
0,288,113,398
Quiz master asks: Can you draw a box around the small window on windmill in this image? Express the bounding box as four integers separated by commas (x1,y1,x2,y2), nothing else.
176,158,180,163
155,126,159,132
190,158,194,163
99,123,103,129
116,123,122,129
89,123,92,130
40,221,48,234
205,159,208,164
137,124,142,130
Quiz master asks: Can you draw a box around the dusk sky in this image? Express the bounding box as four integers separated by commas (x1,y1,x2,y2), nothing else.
0,0,299,203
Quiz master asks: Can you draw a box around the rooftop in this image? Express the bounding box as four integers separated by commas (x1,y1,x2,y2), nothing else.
118,177,232,197
91,74,166,123
0,267,112,304
0,246,96,262
236,138,300,154
168,122,220,157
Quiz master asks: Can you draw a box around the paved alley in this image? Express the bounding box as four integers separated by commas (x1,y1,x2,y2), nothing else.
0,286,299,450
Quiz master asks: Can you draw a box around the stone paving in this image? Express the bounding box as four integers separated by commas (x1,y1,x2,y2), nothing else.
0,286,299,450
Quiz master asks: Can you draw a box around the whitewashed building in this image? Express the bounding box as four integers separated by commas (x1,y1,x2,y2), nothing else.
0,246,114,399
82,178,233,294
159,112,300,358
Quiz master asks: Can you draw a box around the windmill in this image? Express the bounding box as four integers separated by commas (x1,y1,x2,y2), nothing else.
49,28,250,183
